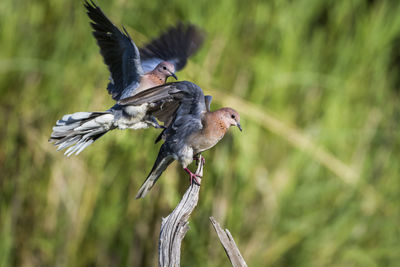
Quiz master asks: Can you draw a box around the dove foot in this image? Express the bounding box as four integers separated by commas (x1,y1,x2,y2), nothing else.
184,167,201,185
147,116,165,129
193,155,205,166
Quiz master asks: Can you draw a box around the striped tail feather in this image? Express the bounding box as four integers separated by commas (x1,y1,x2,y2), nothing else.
49,111,115,156
135,144,174,199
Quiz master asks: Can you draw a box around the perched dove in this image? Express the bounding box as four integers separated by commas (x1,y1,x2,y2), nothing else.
49,1,204,155
115,81,242,199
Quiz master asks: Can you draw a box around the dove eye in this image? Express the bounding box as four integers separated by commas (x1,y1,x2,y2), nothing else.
163,66,167,70
231,114,236,119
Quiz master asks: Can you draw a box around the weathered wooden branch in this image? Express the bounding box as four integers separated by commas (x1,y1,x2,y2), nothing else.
157,157,247,267
210,216,248,267
158,156,204,267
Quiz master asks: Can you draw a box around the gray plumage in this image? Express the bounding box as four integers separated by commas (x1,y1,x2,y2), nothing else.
50,112,113,156
50,101,163,156
50,2,205,155
204,95,212,112
84,1,204,100
49,81,208,156
139,22,205,73
132,81,242,199
84,0,142,100
129,82,242,199
128,81,207,198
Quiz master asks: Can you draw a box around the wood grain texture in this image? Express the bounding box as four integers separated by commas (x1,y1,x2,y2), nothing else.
210,216,248,267
158,156,204,267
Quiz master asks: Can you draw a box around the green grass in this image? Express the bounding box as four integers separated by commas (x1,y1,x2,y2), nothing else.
1,0,400,266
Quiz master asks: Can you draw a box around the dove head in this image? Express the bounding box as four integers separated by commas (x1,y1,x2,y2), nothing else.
219,107,242,132
155,61,177,80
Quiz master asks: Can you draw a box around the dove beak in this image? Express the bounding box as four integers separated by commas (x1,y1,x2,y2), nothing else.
170,72,178,80
237,122,242,132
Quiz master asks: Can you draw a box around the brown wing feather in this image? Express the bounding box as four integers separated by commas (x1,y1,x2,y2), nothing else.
151,101,181,126
118,82,185,128
118,83,182,106
119,81,207,130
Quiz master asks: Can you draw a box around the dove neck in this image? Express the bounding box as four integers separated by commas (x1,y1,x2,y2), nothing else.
187,111,227,155
188,109,231,155
135,73,166,95
148,68,169,83
202,110,229,137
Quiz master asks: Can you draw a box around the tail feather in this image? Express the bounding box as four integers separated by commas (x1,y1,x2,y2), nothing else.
135,145,174,199
49,111,114,156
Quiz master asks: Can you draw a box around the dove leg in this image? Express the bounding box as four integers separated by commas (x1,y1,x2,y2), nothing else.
193,154,205,166
184,168,201,185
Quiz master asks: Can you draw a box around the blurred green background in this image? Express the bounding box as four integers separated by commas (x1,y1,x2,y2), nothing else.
1,0,400,266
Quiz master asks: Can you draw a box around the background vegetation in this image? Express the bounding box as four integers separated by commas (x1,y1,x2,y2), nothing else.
1,0,400,266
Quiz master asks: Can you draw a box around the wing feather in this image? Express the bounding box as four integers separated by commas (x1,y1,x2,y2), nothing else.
84,1,143,100
139,23,205,73
119,81,206,129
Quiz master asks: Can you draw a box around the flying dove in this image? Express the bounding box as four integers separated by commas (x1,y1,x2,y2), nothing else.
114,81,242,199
84,0,204,98
49,1,204,155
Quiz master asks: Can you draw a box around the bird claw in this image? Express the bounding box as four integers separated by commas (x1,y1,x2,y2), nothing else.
148,116,165,129
184,167,202,186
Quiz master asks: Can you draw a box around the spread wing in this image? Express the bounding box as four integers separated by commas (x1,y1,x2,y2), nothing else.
139,23,205,73
84,1,143,100
118,81,206,129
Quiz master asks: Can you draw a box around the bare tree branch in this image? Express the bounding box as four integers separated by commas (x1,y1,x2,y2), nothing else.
210,216,248,267
158,156,204,267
